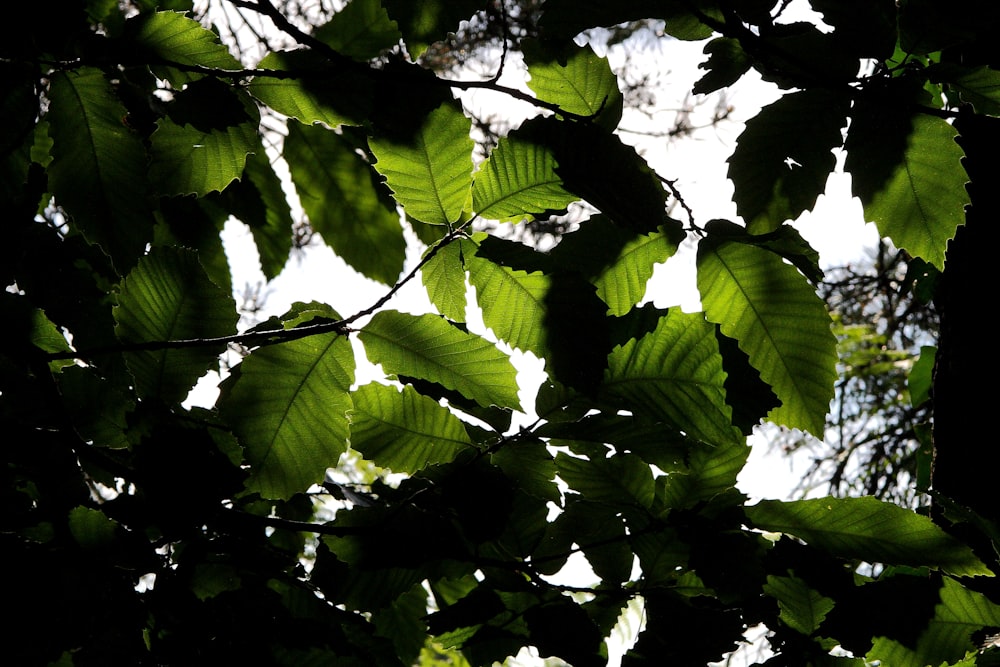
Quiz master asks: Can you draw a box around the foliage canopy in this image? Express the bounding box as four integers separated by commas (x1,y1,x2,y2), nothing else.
4,0,1000,665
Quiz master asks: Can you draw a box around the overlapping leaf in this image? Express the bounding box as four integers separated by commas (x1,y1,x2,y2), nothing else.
370,102,473,225
551,215,679,316
46,68,153,269
555,451,655,509
471,131,578,222
846,112,970,270
747,497,993,577
314,0,401,61
911,577,1000,665
285,121,405,284
661,439,750,508
697,227,837,436
465,240,550,356
930,64,1000,116
125,10,242,87
728,89,849,231
248,50,374,128
420,239,469,323
523,40,624,127
602,308,744,447
148,84,260,197
763,575,835,636
359,310,521,410
113,247,238,403
232,149,295,280
349,382,475,474
220,305,355,499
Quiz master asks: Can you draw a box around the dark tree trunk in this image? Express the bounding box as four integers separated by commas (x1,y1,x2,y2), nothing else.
932,111,998,530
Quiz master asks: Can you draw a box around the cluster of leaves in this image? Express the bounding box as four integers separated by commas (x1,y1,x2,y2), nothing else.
4,0,1000,665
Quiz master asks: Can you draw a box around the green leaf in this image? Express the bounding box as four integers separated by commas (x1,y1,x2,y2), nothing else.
148,88,260,196
728,89,850,231
909,345,936,408
207,149,294,281
46,68,153,269
555,451,655,509
697,225,838,437
125,11,241,87
314,0,402,61
285,122,405,284
746,497,994,577
491,441,561,504
693,37,752,95
466,238,549,356
370,102,474,225
113,246,238,403
239,150,295,280
56,365,132,449
359,310,521,410
191,563,241,601
348,382,475,474
381,0,483,58
420,238,468,323
919,577,1000,664
68,506,118,550
523,40,624,128
930,64,1000,116
518,117,680,237
467,236,611,393
538,0,714,41
373,584,430,665
551,215,679,316
471,130,578,223
846,110,970,270
763,574,835,636
248,50,374,128
661,439,749,508
602,308,745,448
220,305,355,499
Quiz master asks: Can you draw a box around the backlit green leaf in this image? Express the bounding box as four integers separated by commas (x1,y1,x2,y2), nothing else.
747,497,994,577
359,310,521,410
47,68,153,269
555,451,655,509
602,308,744,447
248,50,374,128
763,574,835,636
220,305,355,499
114,246,238,403
523,40,624,127
381,0,483,58
471,130,578,223
728,89,849,231
846,113,970,270
552,215,679,316
698,227,838,436
148,85,260,197
661,439,749,508
420,238,469,323
912,577,1000,664
314,0,401,61
932,64,1000,116
285,122,405,284
370,102,473,225
349,382,475,474
125,10,241,87
466,239,549,356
